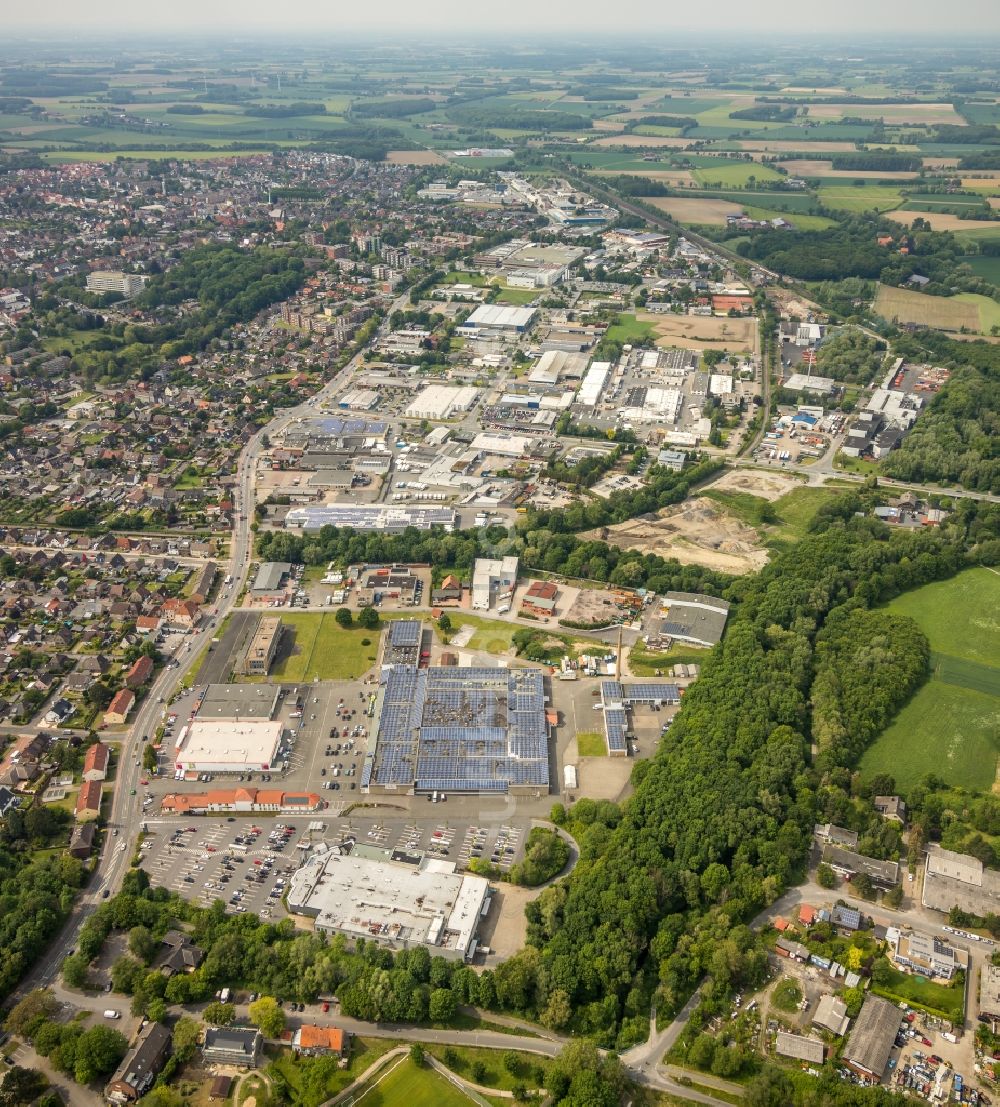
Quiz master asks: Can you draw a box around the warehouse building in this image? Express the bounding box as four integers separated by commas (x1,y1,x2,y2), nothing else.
576,361,610,407
658,592,731,648
458,304,538,335
841,996,901,1083
775,1032,824,1066
197,684,281,721
252,562,291,594
980,962,1000,1019
238,617,283,677
286,505,456,532
404,384,480,421
364,665,550,796
822,845,899,887
286,844,490,961
174,719,284,774
922,844,1000,917
599,680,682,756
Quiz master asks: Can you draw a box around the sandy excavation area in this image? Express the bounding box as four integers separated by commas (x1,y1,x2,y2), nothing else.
637,310,758,353
707,469,803,502
593,496,770,575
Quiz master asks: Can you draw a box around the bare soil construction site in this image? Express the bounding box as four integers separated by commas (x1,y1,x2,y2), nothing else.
589,495,771,575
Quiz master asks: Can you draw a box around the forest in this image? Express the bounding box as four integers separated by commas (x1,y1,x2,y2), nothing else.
815,329,887,383
829,152,922,172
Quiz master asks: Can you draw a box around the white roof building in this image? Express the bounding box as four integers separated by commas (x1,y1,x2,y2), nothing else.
286,846,490,961
404,384,479,421
460,304,537,333
472,556,519,610
174,720,284,773
577,362,610,407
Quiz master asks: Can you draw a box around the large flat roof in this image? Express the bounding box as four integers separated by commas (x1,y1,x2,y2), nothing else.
198,684,281,721
842,995,900,1079
285,505,456,532
464,304,537,329
176,719,283,770
287,846,489,959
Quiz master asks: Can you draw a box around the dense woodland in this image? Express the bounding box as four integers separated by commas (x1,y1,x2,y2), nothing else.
815,329,887,383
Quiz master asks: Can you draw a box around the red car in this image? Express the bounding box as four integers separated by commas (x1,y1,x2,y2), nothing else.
253,859,263,866
322,1001,330,1012
921,1037,932,1047
206,846,217,852
140,778,148,786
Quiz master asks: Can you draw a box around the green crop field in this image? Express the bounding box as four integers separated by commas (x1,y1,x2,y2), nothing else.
965,255,1000,285
955,292,1000,332
817,184,904,212
692,161,783,187
860,569,1000,791
269,613,378,681
885,568,1000,667
354,1058,474,1107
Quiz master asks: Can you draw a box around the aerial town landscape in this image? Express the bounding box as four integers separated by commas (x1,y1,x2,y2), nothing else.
1,8,1000,1107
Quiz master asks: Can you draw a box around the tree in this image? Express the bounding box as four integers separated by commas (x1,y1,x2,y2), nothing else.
409,1043,425,1065
248,996,285,1039
334,607,353,628
128,925,157,964
428,987,457,1022
816,862,838,889
0,1066,47,1107
61,954,89,990
746,1067,795,1107
358,606,380,631
171,1016,201,1063
202,1001,236,1026
73,1025,127,1084
437,613,452,633
5,991,58,1039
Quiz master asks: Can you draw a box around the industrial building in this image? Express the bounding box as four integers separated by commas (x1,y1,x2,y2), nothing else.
922,844,1000,917
980,962,1000,1019
404,384,480,421
599,680,682,756
821,845,899,887
160,786,321,815
658,592,731,648
458,304,538,335
577,362,610,407
364,665,550,795
285,505,456,532
384,619,423,668
286,844,490,961
196,684,281,721
841,996,901,1083
174,719,284,774
472,555,519,611
887,926,964,981
238,617,283,677
775,1032,824,1066
252,561,291,594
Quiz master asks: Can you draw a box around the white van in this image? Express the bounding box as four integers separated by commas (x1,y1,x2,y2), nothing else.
103,1010,120,1020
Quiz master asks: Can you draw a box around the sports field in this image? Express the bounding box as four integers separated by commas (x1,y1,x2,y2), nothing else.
354,1058,474,1107
269,613,377,681
860,568,1000,791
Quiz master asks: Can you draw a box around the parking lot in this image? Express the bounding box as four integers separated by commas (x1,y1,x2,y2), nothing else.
139,812,532,917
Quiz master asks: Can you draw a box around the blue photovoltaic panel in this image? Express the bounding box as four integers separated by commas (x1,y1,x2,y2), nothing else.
601,680,624,703
604,706,628,753
390,620,421,647
625,682,680,704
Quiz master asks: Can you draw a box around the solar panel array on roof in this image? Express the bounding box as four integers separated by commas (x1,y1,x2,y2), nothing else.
625,682,681,704
604,706,628,753
601,680,624,704
367,666,549,794
390,620,421,647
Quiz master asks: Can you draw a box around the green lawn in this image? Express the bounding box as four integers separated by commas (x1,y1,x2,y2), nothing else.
439,615,517,655
872,961,966,1022
354,1057,474,1107
495,287,541,305
766,486,841,545
628,640,709,677
270,614,379,681
885,568,1000,668
268,1037,400,1105
603,313,656,344
964,255,1000,286
576,731,607,757
424,1044,550,1092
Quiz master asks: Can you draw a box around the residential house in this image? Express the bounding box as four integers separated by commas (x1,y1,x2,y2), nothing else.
888,927,964,981
873,796,907,825
291,1025,350,1060
0,785,20,817
67,821,97,860
124,655,154,690
430,574,463,606
814,823,859,850
75,779,102,822
156,930,205,976
104,688,136,726
83,740,110,781
822,845,899,888
161,598,200,630
105,1022,172,1104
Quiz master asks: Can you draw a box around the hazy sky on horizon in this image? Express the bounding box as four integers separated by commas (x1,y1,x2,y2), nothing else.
8,0,1000,36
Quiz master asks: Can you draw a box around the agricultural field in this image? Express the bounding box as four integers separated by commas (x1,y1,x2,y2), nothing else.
965,255,1000,285
268,613,379,681
691,160,783,188
816,184,904,213
954,293,1000,332
873,283,981,332
805,102,965,125
886,210,1000,238
860,569,1000,791
644,196,746,225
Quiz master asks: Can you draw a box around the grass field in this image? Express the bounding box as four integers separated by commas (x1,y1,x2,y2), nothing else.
872,961,966,1022
817,184,903,213
767,486,841,543
269,613,378,681
965,255,1000,285
860,569,1000,791
576,731,608,757
423,1044,550,1091
692,160,783,188
955,292,1000,332
354,1057,474,1107
645,195,746,225
441,614,517,655
629,640,710,676
873,283,980,332
603,313,657,344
